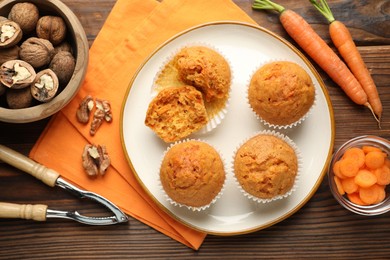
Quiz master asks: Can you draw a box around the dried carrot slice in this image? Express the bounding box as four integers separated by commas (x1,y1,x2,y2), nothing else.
365,151,386,169
354,169,377,188
341,177,359,194
362,146,382,154
339,157,359,177
343,147,365,168
374,185,386,204
334,176,345,195
347,192,368,206
333,160,346,179
359,184,382,205
374,165,390,185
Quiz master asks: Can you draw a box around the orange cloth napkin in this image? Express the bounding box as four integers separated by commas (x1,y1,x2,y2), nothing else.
30,0,256,250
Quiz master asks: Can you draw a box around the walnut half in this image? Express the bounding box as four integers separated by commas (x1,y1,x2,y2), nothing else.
82,144,111,177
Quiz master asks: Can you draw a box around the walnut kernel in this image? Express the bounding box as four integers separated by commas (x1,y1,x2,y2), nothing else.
76,95,94,124
82,144,111,176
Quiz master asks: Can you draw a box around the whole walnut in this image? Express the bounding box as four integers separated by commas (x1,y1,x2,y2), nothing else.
0,45,20,65
6,87,33,109
36,16,67,46
49,51,75,86
8,2,39,34
19,37,54,68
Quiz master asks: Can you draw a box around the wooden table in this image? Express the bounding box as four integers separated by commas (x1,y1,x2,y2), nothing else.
1,0,389,258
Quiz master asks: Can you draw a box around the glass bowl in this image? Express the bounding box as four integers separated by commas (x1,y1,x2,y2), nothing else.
328,135,390,216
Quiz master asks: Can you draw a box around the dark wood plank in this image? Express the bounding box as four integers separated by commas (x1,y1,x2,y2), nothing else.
0,0,389,259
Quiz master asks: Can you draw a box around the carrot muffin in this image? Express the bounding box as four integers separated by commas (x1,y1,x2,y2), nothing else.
160,140,225,208
145,85,208,143
174,46,231,103
248,61,315,127
155,45,231,121
233,133,298,201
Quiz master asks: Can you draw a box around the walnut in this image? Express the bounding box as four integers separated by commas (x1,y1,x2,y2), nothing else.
49,51,75,87
0,45,19,65
53,41,72,55
6,87,33,109
36,16,67,46
0,60,36,89
90,99,112,136
30,69,59,102
76,95,94,124
0,20,22,48
19,37,54,69
82,144,111,177
8,2,39,34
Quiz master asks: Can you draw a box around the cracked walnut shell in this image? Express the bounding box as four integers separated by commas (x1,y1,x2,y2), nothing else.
0,59,36,89
31,69,59,102
0,20,22,49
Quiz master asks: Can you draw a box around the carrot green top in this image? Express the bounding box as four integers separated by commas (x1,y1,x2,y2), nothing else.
252,0,285,13
309,0,336,23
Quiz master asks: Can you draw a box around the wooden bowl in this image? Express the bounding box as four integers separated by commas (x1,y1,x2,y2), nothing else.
0,0,88,123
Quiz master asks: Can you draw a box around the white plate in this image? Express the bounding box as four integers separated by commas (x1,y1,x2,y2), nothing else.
121,22,335,235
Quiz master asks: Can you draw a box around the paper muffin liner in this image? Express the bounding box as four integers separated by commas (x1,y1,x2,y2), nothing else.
151,43,233,135
158,139,227,212
246,59,317,130
231,130,302,204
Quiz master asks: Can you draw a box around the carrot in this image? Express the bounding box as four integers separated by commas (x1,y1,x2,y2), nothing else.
359,184,382,205
333,160,346,179
252,0,372,114
374,185,386,204
339,157,359,177
334,176,345,195
354,169,377,188
365,151,386,170
341,177,359,194
310,0,382,125
342,147,365,168
374,165,390,185
347,192,368,206
362,145,382,154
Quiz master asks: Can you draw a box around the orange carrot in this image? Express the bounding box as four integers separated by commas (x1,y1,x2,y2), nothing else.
339,157,359,177
365,151,386,170
374,185,386,204
359,184,382,205
252,0,371,112
374,165,390,186
334,176,345,195
333,160,346,179
341,177,359,194
310,0,382,124
343,147,365,168
354,169,377,188
347,192,368,206
362,145,382,154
